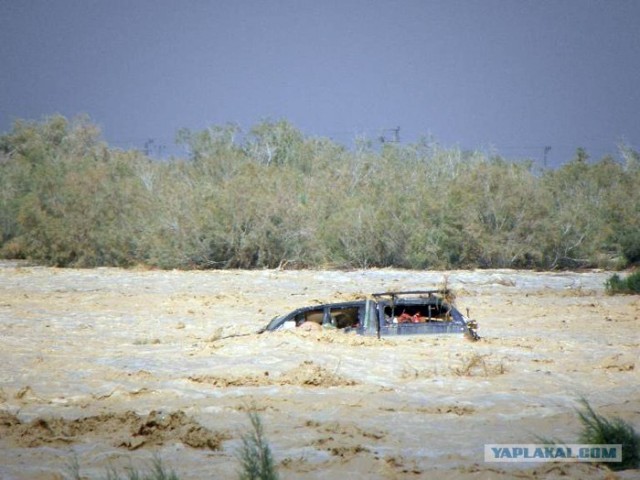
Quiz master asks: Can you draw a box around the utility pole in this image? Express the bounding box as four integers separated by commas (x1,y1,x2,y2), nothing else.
143,138,166,158
543,146,551,168
392,126,400,143
379,127,401,144
144,139,155,157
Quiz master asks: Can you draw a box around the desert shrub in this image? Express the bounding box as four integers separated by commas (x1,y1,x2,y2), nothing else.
2,115,640,270
537,399,640,471
64,454,179,480
616,228,640,265
577,398,640,471
102,457,180,480
237,410,279,480
605,271,640,295
541,154,640,269
0,116,147,266
605,274,626,294
445,157,550,268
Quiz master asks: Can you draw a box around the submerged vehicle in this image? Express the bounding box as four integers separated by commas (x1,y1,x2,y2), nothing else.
261,290,479,340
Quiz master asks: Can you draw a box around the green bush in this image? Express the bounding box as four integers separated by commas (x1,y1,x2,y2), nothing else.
2,115,640,270
103,457,180,480
65,454,179,480
237,410,279,480
577,398,640,471
537,399,640,471
605,271,640,294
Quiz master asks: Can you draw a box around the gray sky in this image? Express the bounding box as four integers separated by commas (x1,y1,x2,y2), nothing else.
1,0,639,165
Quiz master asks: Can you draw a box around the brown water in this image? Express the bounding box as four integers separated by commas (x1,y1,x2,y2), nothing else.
0,262,638,479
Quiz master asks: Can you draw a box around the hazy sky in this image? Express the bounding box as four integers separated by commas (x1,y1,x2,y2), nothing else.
1,0,639,165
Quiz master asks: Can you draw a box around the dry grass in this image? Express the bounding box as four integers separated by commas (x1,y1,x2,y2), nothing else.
451,353,506,377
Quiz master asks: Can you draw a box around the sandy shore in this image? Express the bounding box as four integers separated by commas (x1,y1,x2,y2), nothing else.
0,262,638,479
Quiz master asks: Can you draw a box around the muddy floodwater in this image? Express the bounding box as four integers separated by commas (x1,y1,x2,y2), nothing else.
0,262,638,479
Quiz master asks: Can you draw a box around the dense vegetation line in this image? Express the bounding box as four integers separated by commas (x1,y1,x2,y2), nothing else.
1,115,639,270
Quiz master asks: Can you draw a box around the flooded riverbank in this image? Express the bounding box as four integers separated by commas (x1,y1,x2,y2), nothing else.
0,263,638,479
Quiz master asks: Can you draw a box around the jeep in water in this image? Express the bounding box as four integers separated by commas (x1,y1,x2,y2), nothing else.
260,290,479,340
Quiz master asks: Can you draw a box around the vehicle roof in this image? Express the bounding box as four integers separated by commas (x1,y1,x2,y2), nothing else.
279,292,452,316
371,289,451,298
286,300,366,311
